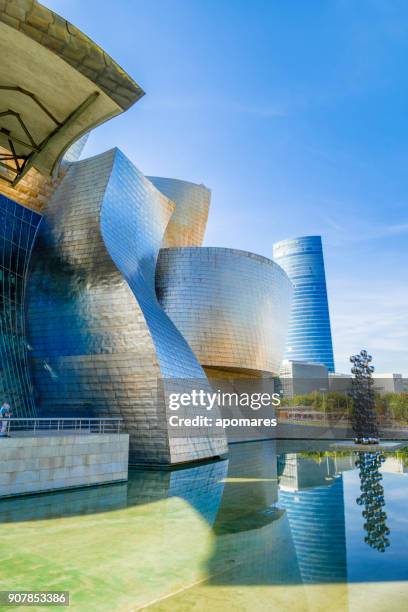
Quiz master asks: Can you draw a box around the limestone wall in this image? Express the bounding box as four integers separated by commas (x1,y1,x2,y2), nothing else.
0,433,129,498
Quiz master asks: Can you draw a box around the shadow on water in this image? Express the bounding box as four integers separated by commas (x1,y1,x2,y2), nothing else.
1,440,408,588
0,460,228,525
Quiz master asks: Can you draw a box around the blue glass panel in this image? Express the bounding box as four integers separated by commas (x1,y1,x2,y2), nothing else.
0,194,41,417
273,236,335,372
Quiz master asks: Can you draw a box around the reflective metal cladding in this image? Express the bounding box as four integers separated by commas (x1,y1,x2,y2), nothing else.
273,236,335,372
147,177,211,247
26,149,227,464
156,247,293,375
0,0,335,467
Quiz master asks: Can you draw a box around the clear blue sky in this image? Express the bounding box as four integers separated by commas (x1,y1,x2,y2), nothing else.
45,0,408,374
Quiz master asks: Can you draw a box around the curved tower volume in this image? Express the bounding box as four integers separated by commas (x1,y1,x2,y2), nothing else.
273,236,335,372
26,149,227,465
156,247,292,377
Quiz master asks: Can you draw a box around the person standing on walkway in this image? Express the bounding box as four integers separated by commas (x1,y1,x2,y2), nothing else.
0,402,11,437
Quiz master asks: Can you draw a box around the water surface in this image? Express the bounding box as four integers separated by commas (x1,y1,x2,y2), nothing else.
1,441,408,611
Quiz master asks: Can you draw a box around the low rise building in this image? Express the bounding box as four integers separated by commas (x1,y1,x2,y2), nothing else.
278,360,329,398
372,373,405,394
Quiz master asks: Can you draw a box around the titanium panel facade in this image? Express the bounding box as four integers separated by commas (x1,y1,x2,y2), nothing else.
148,177,210,247
156,247,292,375
0,194,41,417
273,236,335,372
26,149,227,464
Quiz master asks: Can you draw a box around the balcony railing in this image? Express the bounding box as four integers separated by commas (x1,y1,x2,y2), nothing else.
0,418,123,436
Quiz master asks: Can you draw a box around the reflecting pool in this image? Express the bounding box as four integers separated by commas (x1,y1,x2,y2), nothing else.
1,440,408,611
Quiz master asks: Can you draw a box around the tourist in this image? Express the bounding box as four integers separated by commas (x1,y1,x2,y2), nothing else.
0,402,11,437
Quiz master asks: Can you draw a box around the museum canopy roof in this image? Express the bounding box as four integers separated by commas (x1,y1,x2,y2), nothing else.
0,0,144,186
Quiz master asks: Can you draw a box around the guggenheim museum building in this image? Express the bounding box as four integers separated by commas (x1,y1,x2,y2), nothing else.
0,1,334,465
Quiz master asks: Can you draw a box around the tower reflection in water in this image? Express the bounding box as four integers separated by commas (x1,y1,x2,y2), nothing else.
0,441,396,597
277,452,353,584
356,452,390,553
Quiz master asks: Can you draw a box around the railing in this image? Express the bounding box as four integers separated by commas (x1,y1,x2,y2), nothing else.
276,408,408,431
277,409,348,423
0,418,123,436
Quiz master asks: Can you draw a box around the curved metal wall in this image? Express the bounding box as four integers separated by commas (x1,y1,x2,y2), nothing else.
156,247,293,375
0,194,41,417
26,149,227,464
147,177,210,247
273,236,335,372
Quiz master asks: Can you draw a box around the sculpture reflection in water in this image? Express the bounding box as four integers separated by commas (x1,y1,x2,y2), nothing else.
356,451,390,552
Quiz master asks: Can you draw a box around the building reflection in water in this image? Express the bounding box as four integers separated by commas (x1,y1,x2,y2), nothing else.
207,441,303,586
0,481,129,523
277,452,354,584
0,459,228,525
127,460,228,525
356,452,390,553
0,441,397,595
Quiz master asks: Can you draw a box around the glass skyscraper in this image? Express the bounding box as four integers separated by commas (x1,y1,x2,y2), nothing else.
273,235,335,372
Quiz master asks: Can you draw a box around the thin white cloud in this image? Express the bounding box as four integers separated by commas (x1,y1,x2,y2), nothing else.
331,282,408,374
319,212,408,245
385,223,408,235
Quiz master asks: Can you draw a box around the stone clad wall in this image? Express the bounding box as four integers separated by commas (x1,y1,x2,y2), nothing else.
0,433,129,498
0,147,57,212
